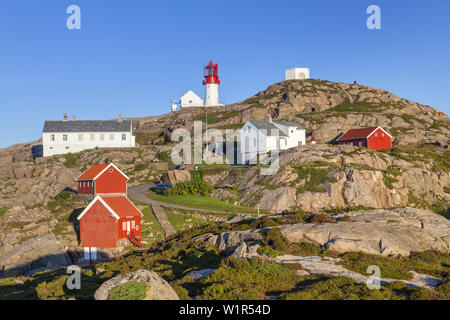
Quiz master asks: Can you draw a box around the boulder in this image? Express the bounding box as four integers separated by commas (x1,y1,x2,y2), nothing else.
94,269,179,300
280,207,450,256
0,233,72,277
258,187,297,212
160,170,191,185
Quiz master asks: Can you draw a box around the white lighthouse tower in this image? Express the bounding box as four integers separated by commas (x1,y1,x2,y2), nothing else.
203,60,221,107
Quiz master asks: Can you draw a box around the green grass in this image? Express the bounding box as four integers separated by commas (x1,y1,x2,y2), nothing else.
166,209,209,233
200,257,300,300
328,101,385,113
109,281,147,300
148,192,263,214
194,110,241,125
279,276,398,300
62,153,80,168
340,251,450,280
0,207,7,217
293,167,336,194
140,207,165,245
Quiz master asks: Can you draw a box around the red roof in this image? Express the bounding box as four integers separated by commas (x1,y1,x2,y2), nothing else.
101,196,142,218
77,164,110,180
337,127,378,141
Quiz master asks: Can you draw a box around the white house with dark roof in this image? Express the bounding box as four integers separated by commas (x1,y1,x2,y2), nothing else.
42,114,136,157
240,116,306,163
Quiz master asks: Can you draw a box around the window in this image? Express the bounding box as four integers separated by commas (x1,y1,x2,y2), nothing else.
90,134,95,141
100,134,105,141
131,221,136,229
63,134,68,141
374,133,378,137
50,134,55,141
78,134,83,141
109,169,113,173
122,134,126,141
189,100,192,104
122,222,127,231
382,133,385,137
65,146,69,149
109,133,114,141
359,141,363,147
247,126,251,132
291,130,294,133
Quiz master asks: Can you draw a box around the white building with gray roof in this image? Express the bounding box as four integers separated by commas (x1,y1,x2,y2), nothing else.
240,115,306,163
42,114,135,157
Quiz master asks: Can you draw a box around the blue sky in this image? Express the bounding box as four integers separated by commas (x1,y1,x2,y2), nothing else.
0,0,449,148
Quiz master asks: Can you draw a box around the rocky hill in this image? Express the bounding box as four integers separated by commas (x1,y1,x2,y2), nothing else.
0,79,448,299
132,79,449,147
206,143,449,214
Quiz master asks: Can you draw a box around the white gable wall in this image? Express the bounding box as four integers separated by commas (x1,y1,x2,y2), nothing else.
180,90,204,108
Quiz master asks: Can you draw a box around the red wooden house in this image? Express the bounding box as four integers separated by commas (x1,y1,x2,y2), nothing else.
76,163,129,197
77,195,143,249
336,126,392,150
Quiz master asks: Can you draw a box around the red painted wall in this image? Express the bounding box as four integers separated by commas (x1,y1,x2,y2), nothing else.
368,128,391,150
337,138,367,147
95,168,127,194
78,180,95,195
117,216,142,239
79,201,118,248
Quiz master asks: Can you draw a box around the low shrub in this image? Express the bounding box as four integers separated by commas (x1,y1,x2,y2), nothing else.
308,213,336,224
156,151,170,162
164,181,213,196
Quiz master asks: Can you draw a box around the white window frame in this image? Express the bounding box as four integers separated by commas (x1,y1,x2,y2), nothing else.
63,134,68,141
121,134,126,141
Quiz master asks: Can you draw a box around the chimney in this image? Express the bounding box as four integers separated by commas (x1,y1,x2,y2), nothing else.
118,113,123,123
72,115,76,121
63,114,68,122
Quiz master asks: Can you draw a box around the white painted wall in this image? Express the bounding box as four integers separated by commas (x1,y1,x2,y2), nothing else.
43,131,136,157
204,83,220,107
285,68,310,80
180,90,204,108
240,121,306,163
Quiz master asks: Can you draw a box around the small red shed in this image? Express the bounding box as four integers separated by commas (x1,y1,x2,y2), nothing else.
77,195,143,249
76,163,129,197
336,126,392,150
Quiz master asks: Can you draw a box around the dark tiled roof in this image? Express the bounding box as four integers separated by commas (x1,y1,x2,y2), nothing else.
43,120,132,133
274,121,305,129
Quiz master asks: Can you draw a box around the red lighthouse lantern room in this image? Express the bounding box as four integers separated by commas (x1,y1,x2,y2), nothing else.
203,61,220,85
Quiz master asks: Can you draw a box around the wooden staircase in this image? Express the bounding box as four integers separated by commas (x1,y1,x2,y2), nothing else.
127,231,144,248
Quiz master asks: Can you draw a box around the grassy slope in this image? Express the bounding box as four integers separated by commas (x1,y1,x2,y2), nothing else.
1,215,448,300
